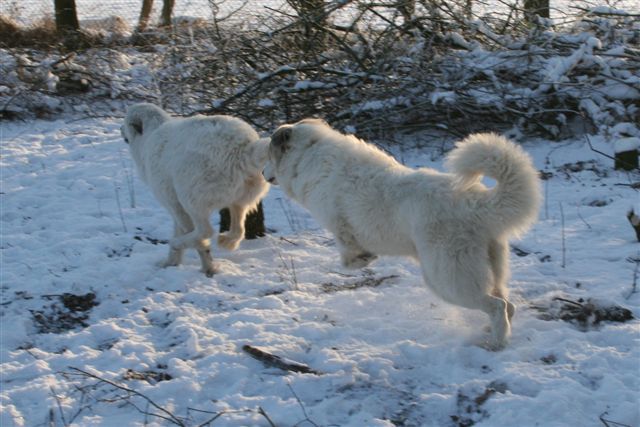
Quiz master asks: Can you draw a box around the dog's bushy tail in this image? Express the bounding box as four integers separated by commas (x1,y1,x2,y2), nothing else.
446,133,541,238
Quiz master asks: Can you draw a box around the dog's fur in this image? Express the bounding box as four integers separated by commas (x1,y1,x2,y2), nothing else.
263,119,541,349
122,103,269,276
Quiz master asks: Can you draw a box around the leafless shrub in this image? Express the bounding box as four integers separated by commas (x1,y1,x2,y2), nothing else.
2,1,638,141
59,367,279,426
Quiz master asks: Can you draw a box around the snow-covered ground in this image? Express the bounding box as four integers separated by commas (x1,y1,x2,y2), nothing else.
1,117,638,426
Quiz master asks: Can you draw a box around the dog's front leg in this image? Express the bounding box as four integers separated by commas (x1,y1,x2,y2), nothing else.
158,221,186,268
482,295,511,350
335,227,377,269
218,204,247,251
197,246,217,278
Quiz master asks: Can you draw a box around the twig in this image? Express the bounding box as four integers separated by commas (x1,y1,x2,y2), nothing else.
277,250,299,290
626,255,639,300
279,236,299,246
242,345,320,375
49,386,69,427
113,183,128,233
185,406,277,427
559,202,566,269
599,411,632,427
627,209,640,242
66,367,186,426
192,61,329,116
258,407,278,427
287,382,319,427
544,178,549,220
321,274,398,293
585,135,640,172
119,150,136,209
553,296,583,307
576,206,591,230
50,52,77,68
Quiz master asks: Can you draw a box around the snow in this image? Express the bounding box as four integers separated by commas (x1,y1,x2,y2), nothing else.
1,118,639,427
257,99,275,108
589,6,633,16
614,137,640,153
292,80,333,91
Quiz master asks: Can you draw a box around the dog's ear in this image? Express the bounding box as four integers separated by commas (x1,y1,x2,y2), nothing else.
271,126,292,153
130,118,143,135
250,138,270,168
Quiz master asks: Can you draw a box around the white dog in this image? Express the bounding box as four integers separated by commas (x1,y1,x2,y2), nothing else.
122,103,269,276
263,119,541,349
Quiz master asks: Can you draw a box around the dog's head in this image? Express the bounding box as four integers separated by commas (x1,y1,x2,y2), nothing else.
263,118,328,185
121,103,170,145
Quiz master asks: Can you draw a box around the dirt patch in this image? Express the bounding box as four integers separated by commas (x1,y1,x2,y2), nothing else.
31,292,99,334
451,381,508,427
533,297,634,330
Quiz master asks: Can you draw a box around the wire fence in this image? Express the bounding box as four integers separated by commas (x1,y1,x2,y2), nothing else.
3,0,639,30
1,0,286,28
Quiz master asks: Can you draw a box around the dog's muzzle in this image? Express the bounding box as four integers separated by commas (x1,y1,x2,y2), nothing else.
120,126,129,144
262,163,277,185
264,173,277,185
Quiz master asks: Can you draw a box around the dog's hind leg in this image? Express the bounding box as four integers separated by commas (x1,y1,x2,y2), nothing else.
170,207,216,277
418,244,511,350
159,203,194,268
218,203,247,251
479,294,511,350
162,221,189,267
489,239,515,321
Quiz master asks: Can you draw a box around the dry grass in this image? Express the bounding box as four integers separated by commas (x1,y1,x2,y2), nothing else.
0,15,59,48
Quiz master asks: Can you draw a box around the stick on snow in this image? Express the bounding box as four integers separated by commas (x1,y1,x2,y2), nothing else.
242,345,320,375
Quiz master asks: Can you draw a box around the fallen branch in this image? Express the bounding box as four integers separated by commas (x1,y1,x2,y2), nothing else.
66,367,186,426
321,274,398,293
599,411,632,427
242,345,320,375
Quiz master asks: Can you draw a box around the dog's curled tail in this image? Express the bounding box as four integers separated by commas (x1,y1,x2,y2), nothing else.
446,133,541,238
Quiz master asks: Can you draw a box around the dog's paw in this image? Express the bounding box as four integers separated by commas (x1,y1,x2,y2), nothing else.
342,252,378,269
157,259,180,268
217,233,241,251
203,265,218,278
484,338,508,352
482,325,510,351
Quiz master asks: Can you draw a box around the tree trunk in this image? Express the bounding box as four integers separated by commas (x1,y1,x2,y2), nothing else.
524,0,550,24
161,0,175,27
138,0,154,31
615,149,639,171
54,0,79,33
219,202,266,240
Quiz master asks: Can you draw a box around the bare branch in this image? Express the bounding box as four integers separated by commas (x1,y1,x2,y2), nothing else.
66,367,186,426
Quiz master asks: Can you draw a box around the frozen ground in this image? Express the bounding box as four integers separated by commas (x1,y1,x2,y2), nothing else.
1,118,639,427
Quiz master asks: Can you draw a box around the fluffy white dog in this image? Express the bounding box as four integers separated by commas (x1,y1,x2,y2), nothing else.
122,103,269,276
263,119,541,349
